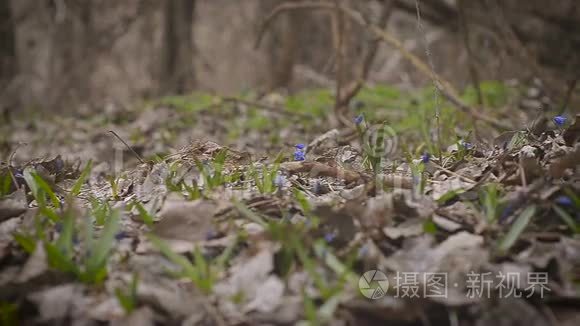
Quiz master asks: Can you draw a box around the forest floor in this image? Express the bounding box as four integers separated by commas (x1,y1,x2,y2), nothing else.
0,84,579,325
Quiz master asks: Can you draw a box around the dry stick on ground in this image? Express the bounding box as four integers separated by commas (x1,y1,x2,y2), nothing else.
108,130,146,164
255,1,512,131
280,161,413,189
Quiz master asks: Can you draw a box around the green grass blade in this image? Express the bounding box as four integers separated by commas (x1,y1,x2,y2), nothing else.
147,234,197,277
498,205,536,253
233,201,267,227
70,160,92,197
44,242,78,274
13,233,36,254
132,200,155,228
31,173,60,209
55,211,74,259
553,205,578,233
84,209,120,281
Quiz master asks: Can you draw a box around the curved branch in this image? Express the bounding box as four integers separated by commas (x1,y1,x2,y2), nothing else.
256,1,512,130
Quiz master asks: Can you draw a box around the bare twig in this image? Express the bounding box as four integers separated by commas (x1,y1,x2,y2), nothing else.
108,130,145,164
361,0,395,79
335,0,396,125
332,0,346,127
280,161,362,184
256,1,512,130
457,0,482,106
415,0,443,160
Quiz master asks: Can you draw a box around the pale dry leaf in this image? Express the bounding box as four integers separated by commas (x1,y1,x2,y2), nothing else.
17,242,49,283
0,188,27,222
28,284,80,322
153,198,221,242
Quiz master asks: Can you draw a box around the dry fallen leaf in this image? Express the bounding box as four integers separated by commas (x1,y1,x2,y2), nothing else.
0,188,27,222
549,144,580,178
153,198,223,242
563,114,580,146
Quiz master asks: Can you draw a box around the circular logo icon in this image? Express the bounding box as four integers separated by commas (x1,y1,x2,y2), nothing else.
359,270,389,299
362,124,398,160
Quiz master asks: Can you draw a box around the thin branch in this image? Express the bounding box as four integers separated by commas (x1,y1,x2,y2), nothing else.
361,0,395,79
256,1,512,130
108,130,146,164
280,161,362,184
457,0,482,106
332,0,345,126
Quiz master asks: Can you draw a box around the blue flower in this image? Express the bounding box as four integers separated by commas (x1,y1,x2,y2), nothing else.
553,115,566,127
555,196,573,206
421,152,430,163
459,140,473,149
205,229,217,240
499,203,514,221
274,173,285,188
354,114,364,125
294,149,305,161
324,232,336,243
295,143,305,150
115,231,128,240
358,245,368,258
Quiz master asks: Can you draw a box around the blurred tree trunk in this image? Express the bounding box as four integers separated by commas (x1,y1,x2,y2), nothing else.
0,0,15,119
260,0,299,92
161,0,195,94
0,0,15,85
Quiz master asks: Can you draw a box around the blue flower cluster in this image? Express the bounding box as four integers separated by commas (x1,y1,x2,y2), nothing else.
274,173,285,188
459,139,473,149
294,143,306,161
555,196,572,206
354,114,364,125
553,115,566,127
421,152,430,163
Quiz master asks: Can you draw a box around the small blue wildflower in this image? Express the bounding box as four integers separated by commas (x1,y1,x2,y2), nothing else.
553,115,567,127
555,196,573,207
115,231,128,240
358,245,368,258
459,140,473,149
499,203,515,222
324,231,337,243
295,143,305,150
354,114,364,125
294,150,306,161
205,229,217,240
421,152,430,163
274,173,285,188
313,180,322,194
